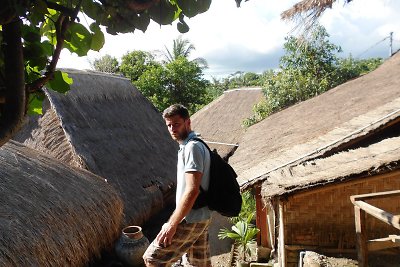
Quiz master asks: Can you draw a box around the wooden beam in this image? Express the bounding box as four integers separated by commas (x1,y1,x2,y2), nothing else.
355,206,368,267
267,210,275,249
292,169,400,199
367,235,400,251
350,190,400,202
255,185,269,247
352,200,400,230
285,245,355,254
278,201,286,267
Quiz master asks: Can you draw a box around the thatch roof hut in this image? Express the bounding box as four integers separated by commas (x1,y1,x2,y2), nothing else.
191,87,263,159
15,70,177,225
258,131,400,266
230,53,400,266
0,140,123,266
234,52,400,188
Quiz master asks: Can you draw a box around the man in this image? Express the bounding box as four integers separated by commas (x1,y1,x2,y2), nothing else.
143,104,211,267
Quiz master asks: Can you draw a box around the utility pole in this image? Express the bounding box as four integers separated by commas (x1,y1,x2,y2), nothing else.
389,32,393,57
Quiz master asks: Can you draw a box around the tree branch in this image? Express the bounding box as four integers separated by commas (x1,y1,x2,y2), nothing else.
0,19,26,146
26,0,82,93
45,1,76,17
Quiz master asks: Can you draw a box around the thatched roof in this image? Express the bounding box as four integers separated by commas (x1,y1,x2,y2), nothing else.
0,141,123,266
281,0,336,21
232,52,400,190
261,136,400,198
15,70,177,225
191,87,263,159
281,0,350,33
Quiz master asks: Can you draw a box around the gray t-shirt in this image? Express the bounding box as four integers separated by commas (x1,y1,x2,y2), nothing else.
177,131,211,223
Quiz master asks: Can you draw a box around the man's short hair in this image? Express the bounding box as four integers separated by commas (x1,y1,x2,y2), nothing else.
163,104,190,120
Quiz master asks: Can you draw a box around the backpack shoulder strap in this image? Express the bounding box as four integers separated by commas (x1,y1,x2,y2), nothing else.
190,137,211,153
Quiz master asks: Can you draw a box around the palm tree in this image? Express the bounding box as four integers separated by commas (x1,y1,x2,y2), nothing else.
161,35,208,68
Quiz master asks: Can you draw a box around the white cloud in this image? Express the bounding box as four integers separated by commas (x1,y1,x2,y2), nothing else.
320,0,400,58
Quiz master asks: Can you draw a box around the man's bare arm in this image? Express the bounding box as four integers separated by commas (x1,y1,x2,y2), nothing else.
156,171,202,247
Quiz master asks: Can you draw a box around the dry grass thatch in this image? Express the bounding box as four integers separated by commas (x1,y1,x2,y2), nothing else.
281,0,335,21
281,0,350,34
14,70,178,225
261,136,400,198
232,52,400,189
281,0,356,37
0,141,123,266
191,87,263,159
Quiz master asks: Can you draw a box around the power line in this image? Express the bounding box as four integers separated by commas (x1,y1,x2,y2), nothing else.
355,35,390,58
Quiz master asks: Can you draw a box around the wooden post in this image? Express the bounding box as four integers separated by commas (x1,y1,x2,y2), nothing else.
354,206,368,267
278,201,286,267
255,185,268,247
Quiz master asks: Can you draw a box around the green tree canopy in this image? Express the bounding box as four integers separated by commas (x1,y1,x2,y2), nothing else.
91,54,119,73
135,56,208,114
161,35,208,68
243,25,383,127
120,50,157,81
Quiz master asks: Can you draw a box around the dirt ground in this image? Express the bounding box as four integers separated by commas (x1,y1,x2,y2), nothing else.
209,213,234,267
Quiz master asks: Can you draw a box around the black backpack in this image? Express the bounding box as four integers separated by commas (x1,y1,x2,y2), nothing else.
191,138,242,217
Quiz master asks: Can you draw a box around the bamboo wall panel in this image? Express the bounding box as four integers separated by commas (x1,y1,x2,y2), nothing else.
284,173,400,249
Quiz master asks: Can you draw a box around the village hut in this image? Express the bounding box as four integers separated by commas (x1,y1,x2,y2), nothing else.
0,140,123,266
14,70,177,226
230,52,400,266
191,87,264,160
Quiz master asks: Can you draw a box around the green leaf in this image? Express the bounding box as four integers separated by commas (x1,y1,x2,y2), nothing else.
81,0,103,20
40,40,54,56
176,0,211,18
28,93,45,115
89,23,105,51
64,22,92,56
148,0,178,25
47,71,73,94
130,12,151,32
25,65,43,84
177,21,189,33
28,0,49,25
40,16,57,45
21,24,41,43
197,0,212,14
28,55,48,70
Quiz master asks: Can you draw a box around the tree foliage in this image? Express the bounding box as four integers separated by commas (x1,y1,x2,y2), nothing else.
222,71,263,88
115,37,209,114
120,50,158,81
243,25,383,128
0,0,215,146
91,54,119,73
161,35,208,68
135,56,208,114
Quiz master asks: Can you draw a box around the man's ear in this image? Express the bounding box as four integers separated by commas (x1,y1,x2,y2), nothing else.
186,118,191,128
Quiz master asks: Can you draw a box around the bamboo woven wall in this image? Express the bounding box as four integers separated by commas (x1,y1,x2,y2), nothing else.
283,171,400,249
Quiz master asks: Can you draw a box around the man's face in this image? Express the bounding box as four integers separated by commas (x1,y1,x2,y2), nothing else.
165,115,190,142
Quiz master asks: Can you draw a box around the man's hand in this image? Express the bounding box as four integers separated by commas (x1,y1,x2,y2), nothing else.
156,222,178,247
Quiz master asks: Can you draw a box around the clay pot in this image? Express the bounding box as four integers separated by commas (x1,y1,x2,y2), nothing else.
115,226,150,267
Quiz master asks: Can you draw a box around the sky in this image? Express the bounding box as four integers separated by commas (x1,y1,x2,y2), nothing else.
57,0,400,80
